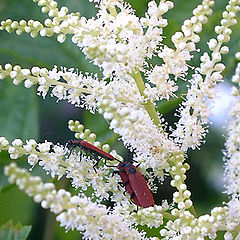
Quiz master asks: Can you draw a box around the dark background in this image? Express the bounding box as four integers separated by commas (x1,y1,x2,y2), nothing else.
0,0,239,239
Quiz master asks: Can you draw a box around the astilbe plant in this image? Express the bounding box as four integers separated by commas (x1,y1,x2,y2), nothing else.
1,0,240,239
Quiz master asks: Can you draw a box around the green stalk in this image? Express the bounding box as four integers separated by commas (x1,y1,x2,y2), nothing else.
189,205,197,218
131,71,161,127
108,6,118,17
43,212,56,240
132,70,198,218
232,222,240,238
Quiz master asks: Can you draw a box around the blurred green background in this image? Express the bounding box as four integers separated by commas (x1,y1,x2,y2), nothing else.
0,0,239,239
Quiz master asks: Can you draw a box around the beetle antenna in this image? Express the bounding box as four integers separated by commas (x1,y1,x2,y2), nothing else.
42,132,65,144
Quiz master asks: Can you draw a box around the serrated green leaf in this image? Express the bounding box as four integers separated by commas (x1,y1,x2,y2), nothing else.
0,220,31,240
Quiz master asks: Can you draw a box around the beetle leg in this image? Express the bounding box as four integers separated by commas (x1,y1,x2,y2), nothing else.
118,181,124,187
79,146,83,161
129,192,139,211
122,180,129,186
111,170,119,176
67,147,74,158
135,162,141,168
90,152,101,172
130,191,136,200
118,180,129,187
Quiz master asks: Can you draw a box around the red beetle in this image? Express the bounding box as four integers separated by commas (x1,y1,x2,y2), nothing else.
117,161,154,208
66,140,154,207
117,163,141,206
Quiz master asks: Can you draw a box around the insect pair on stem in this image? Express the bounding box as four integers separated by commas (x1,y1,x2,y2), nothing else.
66,139,155,208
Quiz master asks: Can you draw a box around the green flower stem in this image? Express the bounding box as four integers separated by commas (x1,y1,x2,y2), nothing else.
43,212,56,240
107,6,118,17
59,159,68,168
232,223,240,238
131,70,161,127
188,205,197,218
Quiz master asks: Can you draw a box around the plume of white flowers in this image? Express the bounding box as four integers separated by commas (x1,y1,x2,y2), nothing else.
1,0,240,239
145,0,215,102
172,0,239,151
224,52,240,197
223,52,240,239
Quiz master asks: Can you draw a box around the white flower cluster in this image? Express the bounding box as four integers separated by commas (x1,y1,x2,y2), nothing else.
65,151,127,202
72,0,172,78
172,0,239,151
0,0,80,42
97,99,180,175
224,52,240,196
0,63,148,113
0,0,172,79
0,64,106,110
223,52,240,238
4,163,142,240
224,97,240,196
160,206,228,239
144,0,214,102
225,197,240,239
0,136,66,177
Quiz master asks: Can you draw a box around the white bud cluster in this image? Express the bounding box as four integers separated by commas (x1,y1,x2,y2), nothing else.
8,139,24,159
172,0,214,49
169,152,192,212
133,205,164,228
161,206,228,239
68,120,120,160
0,0,80,42
172,0,240,151
0,19,47,38
140,1,172,57
0,136,10,151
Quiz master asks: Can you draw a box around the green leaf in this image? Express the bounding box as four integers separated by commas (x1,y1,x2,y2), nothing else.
157,93,185,114
83,111,111,141
0,81,38,142
0,184,15,194
0,220,31,240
